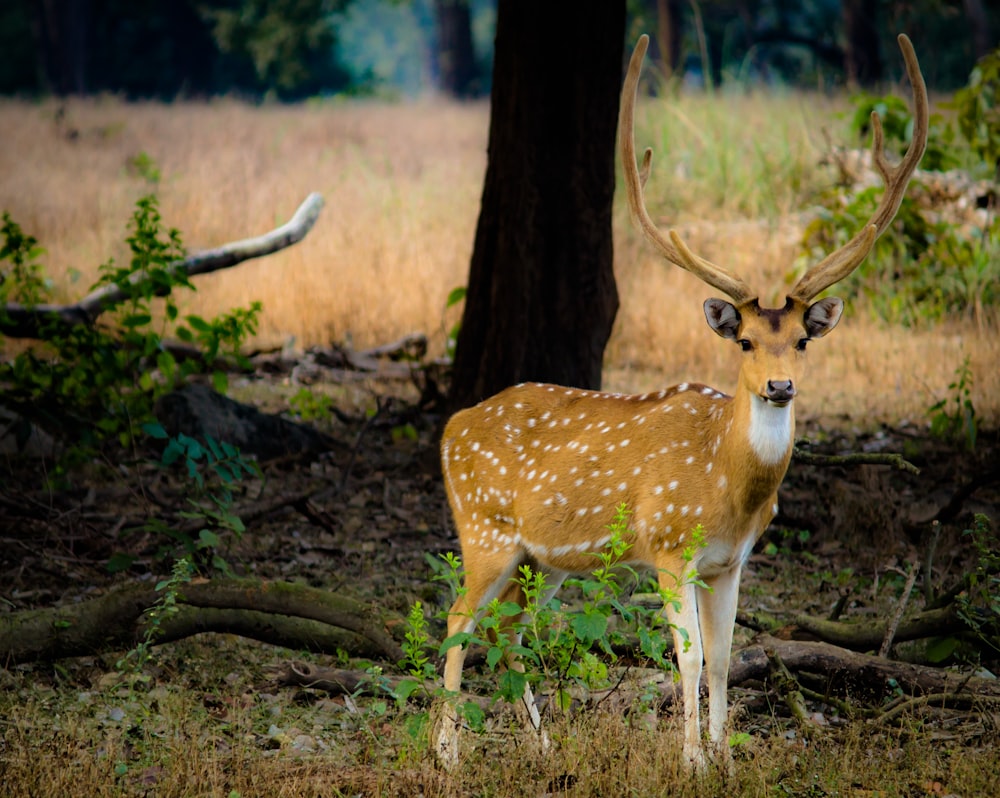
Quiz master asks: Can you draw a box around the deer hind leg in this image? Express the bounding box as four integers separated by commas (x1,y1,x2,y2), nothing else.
491,567,567,746
698,564,742,768
437,551,525,770
658,566,706,770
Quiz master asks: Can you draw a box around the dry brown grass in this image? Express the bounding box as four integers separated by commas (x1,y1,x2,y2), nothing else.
0,95,996,429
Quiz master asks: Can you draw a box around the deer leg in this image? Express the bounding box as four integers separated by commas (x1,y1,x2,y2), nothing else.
660,571,705,769
699,564,742,766
493,569,566,745
437,553,524,770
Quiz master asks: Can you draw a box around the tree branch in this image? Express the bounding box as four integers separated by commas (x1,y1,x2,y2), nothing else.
792,445,920,475
1,193,324,339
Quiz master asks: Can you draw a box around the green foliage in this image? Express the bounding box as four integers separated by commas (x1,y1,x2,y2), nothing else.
929,515,1000,664
288,387,334,422
928,356,977,452
443,285,466,361
848,93,959,172
802,53,1000,328
0,196,262,464
950,47,1000,178
136,422,262,576
955,514,1000,655
126,151,162,185
202,0,349,95
433,504,706,726
116,556,195,674
0,213,51,307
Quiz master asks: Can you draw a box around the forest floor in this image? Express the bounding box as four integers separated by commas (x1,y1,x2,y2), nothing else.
2,372,999,797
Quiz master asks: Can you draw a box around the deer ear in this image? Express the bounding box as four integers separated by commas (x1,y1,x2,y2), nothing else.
804,297,844,338
704,298,741,340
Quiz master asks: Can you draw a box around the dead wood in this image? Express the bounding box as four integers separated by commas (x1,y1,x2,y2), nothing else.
1,193,324,339
728,635,1000,702
0,577,404,665
738,603,965,651
792,445,919,475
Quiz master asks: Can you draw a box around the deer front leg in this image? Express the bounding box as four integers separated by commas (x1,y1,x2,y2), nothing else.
699,564,742,767
661,574,705,769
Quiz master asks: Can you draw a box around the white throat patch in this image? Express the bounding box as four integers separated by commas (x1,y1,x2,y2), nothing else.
748,398,792,465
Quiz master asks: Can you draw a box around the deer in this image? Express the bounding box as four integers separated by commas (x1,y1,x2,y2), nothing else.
435,33,927,771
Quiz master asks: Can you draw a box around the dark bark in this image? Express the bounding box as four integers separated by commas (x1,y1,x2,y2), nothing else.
34,0,89,95
432,0,479,98
842,0,882,87
448,0,625,411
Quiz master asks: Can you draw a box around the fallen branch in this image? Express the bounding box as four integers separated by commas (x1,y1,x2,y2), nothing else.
0,576,404,665
792,445,920,475
1,193,324,339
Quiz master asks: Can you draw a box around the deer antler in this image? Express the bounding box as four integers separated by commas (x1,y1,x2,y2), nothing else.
620,34,755,305
790,34,928,303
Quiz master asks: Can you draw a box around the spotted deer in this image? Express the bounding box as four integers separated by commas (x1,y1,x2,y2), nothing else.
436,33,927,770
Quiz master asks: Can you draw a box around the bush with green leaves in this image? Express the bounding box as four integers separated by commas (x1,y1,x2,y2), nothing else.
0,196,262,464
799,52,1000,328
417,504,706,731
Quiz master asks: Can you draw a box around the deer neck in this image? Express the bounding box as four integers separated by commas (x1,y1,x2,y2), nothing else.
717,387,795,508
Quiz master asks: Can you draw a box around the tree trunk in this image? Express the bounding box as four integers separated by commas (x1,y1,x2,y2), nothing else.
448,0,625,411
655,0,683,77
35,0,89,95
842,0,882,87
432,0,479,98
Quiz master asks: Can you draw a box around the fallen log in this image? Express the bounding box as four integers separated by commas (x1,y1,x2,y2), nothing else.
0,577,404,665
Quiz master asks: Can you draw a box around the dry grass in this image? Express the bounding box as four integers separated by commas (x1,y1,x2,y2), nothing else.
0,94,996,431
2,636,998,797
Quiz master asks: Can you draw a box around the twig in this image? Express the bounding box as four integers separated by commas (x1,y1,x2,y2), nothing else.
873,692,1000,726
879,560,920,657
792,446,920,475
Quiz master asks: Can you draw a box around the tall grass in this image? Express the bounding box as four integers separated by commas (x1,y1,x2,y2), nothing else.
0,94,995,427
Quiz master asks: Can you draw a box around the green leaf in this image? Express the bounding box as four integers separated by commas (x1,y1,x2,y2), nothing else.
106,552,137,573
142,421,168,439
198,529,220,548
570,610,608,643
459,701,485,731
925,636,960,663
186,314,212,332
496,601,524,618
121,312,152,328
211,370,229,395
439,632,473,656
486,646,504,670
497,669,528,703
445,286,466,308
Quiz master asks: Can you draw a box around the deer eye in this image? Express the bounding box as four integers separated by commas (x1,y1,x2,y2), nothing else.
796,338,810,351
737,339,753,352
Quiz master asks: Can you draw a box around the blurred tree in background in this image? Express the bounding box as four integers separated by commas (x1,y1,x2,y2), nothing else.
0,0,995,99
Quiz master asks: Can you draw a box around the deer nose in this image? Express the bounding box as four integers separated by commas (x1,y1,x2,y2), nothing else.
766,380,795,404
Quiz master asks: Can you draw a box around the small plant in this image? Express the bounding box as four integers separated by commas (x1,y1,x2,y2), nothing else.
0,197,262,464
436,504,704,726
288,387,334,422
117,556,195,673
955,514,1000,657
117,423,262,576
950,47,1000,179
443,285,465,361
928,355,977,451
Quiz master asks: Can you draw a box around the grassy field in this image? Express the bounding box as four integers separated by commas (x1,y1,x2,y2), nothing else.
0,93,996,430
